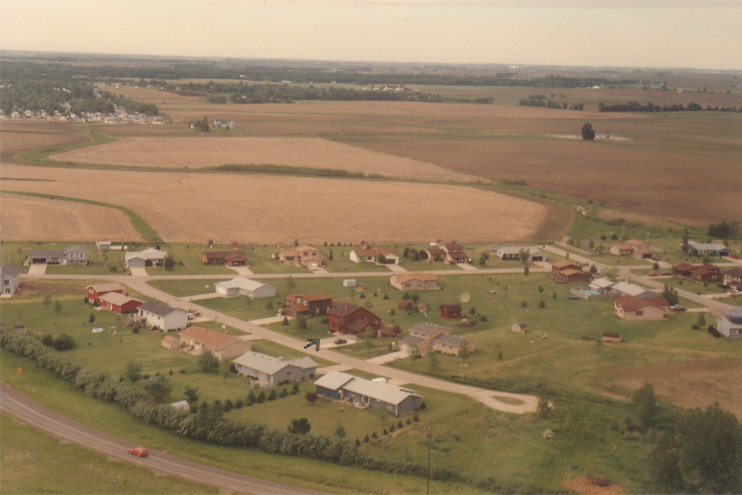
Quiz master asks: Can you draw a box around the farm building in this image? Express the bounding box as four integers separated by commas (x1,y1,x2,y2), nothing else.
284,293,333,318
124,248,167,268
279,245,323,269
98,292,142,314
179,326,252,360
349,248,400,264
202,251,248,266
327,303,382,335
137,301,188,331
716,308,742,339
233,351,316,386
609,244,635,256
390,272,440,291
440,304,462,319
85,282,125,304
614,296,669,321
687,241,730,258
214,277,276,299
314,371,422,416
1,265,21,298
601,332,623,343
511,322,527,334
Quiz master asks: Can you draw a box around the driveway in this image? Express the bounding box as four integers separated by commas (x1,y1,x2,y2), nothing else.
385,264,407,273
129,266,148,277
228,266,254,276
27,263,46,275
457,263,478,271
366,350,409,364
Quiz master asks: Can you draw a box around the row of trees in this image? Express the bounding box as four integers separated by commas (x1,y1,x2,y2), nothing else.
518,95,584,110
599,101,740,113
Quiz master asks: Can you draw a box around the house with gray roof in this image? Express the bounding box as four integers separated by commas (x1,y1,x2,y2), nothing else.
1,265,21,297
27,246,89,265
64,245,90,264
215,277,276,299
400,322,475,357
137,301,188,331
124,248,167,268
233,351,316,386
314,371,422,416
687,241,731,258
493,246,545,262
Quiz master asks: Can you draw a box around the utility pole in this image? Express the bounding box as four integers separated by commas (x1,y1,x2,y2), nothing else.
426,425,432,495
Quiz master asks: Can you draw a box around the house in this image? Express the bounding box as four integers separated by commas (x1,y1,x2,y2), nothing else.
439,243,469,263
400,322,474,356
328,303,382,335
390,273,440,291
233,351,316,386
85,282,125,304
137,301,188,331
625,239,649,250
494,246,545,262
601,332,623,343
64,245,90,264
124,248,167,268
98,292,142,314
279,245,323,269
589,278,616,294
724,268,742,289
553,268,592,284
214,277,276,299
688,265,722,284
284,293,333,318
609,244,635,256
161,335,180,350
687,241,731,258
349,248,400,264
673,263,697,278
1,265,21,297
28,249,63,264
343,279,356,288
511,322,527,334
179,326,252,360
551,261,582,276
612,281,657,299
716,307,742,339
314,371,421,416
440,304,462,319
614,296,669,321
424,247,446,262
202,251,249,266
633,248,656,260
96,241,112,251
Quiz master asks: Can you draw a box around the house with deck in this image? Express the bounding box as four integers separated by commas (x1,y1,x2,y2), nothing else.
233,351,316,386
314,371,421,416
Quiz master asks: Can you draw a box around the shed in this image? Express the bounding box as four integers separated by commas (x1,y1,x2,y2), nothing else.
511,323,527,334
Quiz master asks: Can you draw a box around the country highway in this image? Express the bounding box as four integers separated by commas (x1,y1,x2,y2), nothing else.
0,382,325,495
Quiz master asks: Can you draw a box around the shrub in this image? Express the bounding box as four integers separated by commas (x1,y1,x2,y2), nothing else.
235,399,244,409
267,390,277,401
372,431,378,439
291,383,299,394
223,400,233,411
256,390,266,403
397,420,403,428
539,300,546,309
413,413,419,422
521,301,528,308
355,439,361,446
364,435,370,443
420,401,427,410
279,388,288,398
383,429,388,435
390,424,395,432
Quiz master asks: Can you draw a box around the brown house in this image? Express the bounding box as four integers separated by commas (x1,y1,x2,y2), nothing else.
327,303,382,335
440,243,469,263
390,272,440,291
689,265,722,284
673,263,697,278
179,326,252,360
400,322,475,356
284,293,333,318
609,244,635,256
724,268,742,289
279,245,323,269
554,268,592,284
202,251,249,266
614,296,669,321
551,261,582,276
424,247,446,262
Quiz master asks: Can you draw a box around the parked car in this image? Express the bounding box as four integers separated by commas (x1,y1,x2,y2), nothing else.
128,447,149,457
649,272,659,277
661,272,672,276
334,338,347,345
729,254,739,260
669,305,687,312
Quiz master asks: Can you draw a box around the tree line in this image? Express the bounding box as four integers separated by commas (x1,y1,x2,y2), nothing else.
519,94,583,110
599,101,740,112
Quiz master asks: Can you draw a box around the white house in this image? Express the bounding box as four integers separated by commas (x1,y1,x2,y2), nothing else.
349,248,400,265
137,301,188,331
687,241,731,258
233,351,317,386
125,248,167,268
214,277,277,299
0,265,21,298
96,241,112,251
717,307,742,339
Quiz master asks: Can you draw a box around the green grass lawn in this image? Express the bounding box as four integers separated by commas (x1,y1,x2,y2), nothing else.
0,241,126,275
196,295,281,321
249,339,336,367
316,245,389,273
148,279,226,297
0,414,216,494
662,276,728,295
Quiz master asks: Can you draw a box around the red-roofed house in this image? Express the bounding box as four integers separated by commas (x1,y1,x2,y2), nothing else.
327,303,382,335
283,293,333,318
614,296,669,320
98,292,142,314
688,265,722,284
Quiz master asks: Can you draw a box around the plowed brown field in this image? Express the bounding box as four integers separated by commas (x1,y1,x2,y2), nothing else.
0,193,143,241
1,164,561,244
49,136,478,182
0,122,86,162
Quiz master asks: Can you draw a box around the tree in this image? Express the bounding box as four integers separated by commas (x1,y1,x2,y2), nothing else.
377,254,387,264
652,262,660,271
662,285,680,306
198,352,220,373
708,221,731,239
88,313,96,324
334,421,347,439
282,316,289,326
650,404,742,494
329,249,334,261
220,360,232,381
459,344,471,364
518,248,529,264
288,418,311,435
406,343,420,359
701,253,712,267
143,375,172,403
52,334,74,351
43,294,52,307
694,312,706,329
632,382,658,431
537,397,551,419
581,122,596,141
590,265,598,274
296,316,307,330
305,392,319,406
201,116,209,132
428,351,438,370
523,266,530,277
410,293,420,303
164,257,175,271
123,360,143,382
184,385,199,405
681,228,690,253
54,300,62,312
376,403,389,427
604,267,619,282
588,239,595,250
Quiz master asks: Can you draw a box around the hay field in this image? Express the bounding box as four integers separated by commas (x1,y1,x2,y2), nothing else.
49,136,478,182
0,193,144,241
0,164,559,244
0,122,86,163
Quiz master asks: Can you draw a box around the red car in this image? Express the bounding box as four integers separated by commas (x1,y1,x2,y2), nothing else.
128,447,149,457
730,255,739,260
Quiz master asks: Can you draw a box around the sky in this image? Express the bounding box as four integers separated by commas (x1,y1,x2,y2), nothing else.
1,0,741,70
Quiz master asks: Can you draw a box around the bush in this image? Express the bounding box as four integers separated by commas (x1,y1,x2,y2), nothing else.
257,390,266,403
397,420,403,428
413,413,419,422
383,429,388,435
52,334,75,351
372,431,378,439
235,399,244,409
363,435,369,443
539,300,546,309
420,401,427,410
390,424,395,432
223,400,233,412
268,390,277,401
355,439,361,446
279,388,288,398
406,418,411,425
198,352,219,373
708,326,721,338
291,383,299,394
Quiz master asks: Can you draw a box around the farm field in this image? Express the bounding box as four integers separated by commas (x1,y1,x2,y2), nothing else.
50,135,478,182
0,414,217,495
0,164,560,244
0,194,143,242
0,122,86,162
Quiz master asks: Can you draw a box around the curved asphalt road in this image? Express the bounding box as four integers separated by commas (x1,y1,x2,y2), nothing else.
0,382,325,495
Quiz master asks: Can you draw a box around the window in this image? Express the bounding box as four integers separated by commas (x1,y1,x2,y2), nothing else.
636,311,643,316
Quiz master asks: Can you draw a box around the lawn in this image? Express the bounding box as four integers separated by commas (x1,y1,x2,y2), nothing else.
148,279,226,297
0,241,126,275
315,245,390,273
0,414,216,494
662,276,728,295
196,294,281,322
250,339,336,367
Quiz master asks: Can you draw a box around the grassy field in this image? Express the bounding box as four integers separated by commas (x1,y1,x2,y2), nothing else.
0,241,126,274
662,277,728,295
148,279,226,297
0,414,216,494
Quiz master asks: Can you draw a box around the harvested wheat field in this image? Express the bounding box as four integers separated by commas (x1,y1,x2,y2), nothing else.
1,164,562,244
49,136,478,181
0,122,86,163
0,193,144,241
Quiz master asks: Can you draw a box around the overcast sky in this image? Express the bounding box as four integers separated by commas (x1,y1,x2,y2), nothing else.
1,0,741,70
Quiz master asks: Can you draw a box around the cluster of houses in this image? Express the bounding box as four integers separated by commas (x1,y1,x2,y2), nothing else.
0,108,165,125
400,322,475,357
672,263,722,284
608,239,660,260
424,241,469,264
571,277,671,321
26,245,90,265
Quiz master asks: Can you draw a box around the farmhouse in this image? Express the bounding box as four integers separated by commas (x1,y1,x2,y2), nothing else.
390,272,440,291
214,277,277,299
1,265,21,297
687,241,730,258
314,371,421,416
279,245,323,269
85,282,125,304
202,251,249,266
137,301,188,331
400,322,474,356
284,293,333,318
98,292,142,314
716,307,742,339
179,326,252,360
614,296,669,321
609,244,635,256
233,351,316,386
124,248,167,268
440,303,462,319
327,303,382,335
349,248,400,264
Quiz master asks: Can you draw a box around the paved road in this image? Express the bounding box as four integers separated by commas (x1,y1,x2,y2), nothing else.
0,382,324,495
628,272,734,318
